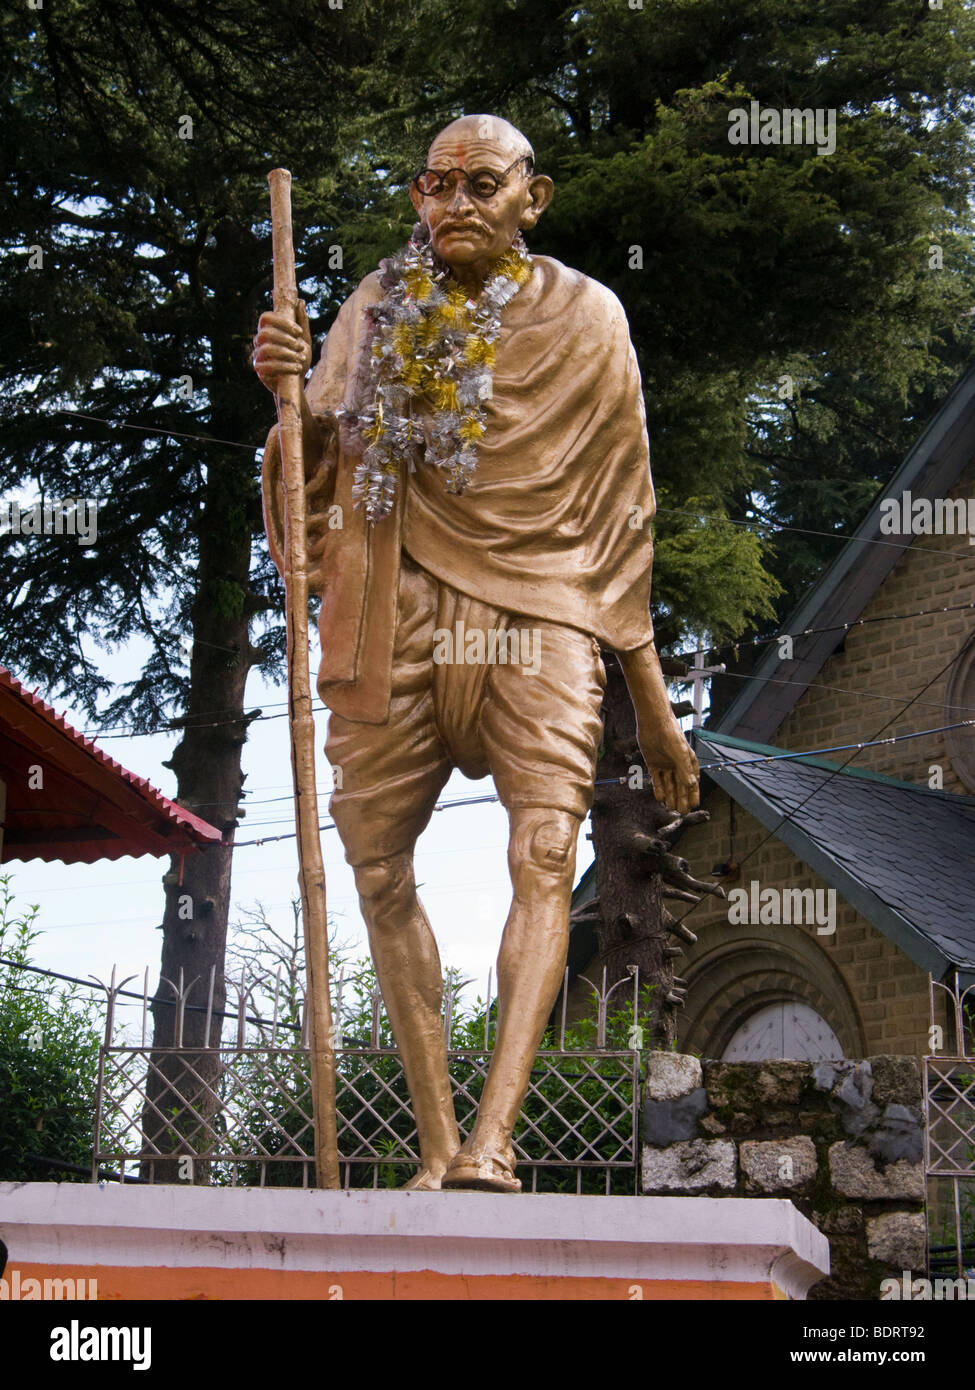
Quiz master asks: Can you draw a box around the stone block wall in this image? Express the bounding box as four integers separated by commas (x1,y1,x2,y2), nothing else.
641,1052,927,1300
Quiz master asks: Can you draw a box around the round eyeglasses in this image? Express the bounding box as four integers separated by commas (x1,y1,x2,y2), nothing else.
412,155,533,201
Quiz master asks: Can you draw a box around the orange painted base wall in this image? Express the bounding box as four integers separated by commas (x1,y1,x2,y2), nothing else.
11,1262,784,1301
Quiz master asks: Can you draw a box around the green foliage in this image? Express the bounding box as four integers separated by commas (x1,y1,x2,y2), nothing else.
0,874,105,1182
0,0,397,724
654,492,782,643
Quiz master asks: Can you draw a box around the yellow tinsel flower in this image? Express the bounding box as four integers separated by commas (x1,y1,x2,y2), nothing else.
416,316,442,348
404,270,434,300
463,336,495,368
430,379,459,412
495,250,533,286
392,322,415,357
439,286,470,326
399,360,424,391
459,416,485,443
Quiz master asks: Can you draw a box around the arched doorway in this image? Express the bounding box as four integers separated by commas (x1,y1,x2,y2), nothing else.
678,925,865,1060
722,1000,846,1060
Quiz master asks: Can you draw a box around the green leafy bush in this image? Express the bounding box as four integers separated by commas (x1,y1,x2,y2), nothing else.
0,874,105,1182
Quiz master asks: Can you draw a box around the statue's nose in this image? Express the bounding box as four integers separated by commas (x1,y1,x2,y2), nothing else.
445,178,475,212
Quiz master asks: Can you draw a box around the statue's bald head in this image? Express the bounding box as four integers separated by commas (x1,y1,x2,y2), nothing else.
427,114,534,172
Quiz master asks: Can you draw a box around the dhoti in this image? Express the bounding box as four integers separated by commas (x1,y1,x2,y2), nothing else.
326,552,606,866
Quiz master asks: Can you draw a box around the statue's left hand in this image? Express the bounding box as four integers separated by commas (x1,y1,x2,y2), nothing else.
640,721,700,814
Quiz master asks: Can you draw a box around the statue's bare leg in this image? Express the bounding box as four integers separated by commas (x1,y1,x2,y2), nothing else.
353,851,460,1188
443,806,580,1192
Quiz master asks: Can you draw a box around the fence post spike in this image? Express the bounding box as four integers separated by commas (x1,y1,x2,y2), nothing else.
272,965,282,1043
371,986,382,1049
205,965,216,1049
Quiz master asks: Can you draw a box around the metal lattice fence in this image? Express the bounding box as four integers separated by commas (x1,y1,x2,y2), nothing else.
924,974,975,1278
92,962,644,1193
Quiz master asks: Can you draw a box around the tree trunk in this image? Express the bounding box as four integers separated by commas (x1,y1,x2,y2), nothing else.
138,476,253,1181
584,653,723,1049
588,655,675,1047
140,220,262,1181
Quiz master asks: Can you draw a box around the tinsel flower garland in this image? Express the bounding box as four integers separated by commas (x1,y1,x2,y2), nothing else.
340,225,533,522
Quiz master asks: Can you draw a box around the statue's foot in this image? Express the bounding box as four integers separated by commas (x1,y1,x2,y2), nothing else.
440,1144,522,1194
401,1166,445,1191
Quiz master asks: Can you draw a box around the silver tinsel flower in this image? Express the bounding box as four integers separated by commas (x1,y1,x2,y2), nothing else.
343,227,532,522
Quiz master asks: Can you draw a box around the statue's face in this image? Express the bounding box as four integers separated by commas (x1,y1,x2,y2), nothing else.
410,125,552,279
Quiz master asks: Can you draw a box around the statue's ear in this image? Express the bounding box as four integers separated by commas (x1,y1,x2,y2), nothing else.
520,175,554,230
409,183,424,217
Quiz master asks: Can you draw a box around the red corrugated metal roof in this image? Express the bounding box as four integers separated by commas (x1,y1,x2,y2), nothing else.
0,666,224,864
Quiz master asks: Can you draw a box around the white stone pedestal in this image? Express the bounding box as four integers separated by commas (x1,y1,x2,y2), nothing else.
0,1182,829,1300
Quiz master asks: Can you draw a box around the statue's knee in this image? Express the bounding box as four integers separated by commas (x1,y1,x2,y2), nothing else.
509,810,580,894
353,854,415,919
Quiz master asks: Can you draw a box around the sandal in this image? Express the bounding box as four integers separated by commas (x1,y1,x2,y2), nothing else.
402,1167,443,1192
440,1146,522,1194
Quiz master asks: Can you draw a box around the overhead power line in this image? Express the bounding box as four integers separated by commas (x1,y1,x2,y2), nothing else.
233,718,972,848
673,597,975,664
54,409,261,454
656,506,975,564
43,406,975,560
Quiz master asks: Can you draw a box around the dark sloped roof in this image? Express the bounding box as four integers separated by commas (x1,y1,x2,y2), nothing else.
695,728,975,983
0,667,223,864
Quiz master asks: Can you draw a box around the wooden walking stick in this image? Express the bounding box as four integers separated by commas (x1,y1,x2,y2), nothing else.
267,168,340,1190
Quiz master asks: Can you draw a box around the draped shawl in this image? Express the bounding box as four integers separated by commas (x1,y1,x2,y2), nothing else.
263,255,657,724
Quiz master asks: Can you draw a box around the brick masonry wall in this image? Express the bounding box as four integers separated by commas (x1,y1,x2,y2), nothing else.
641,1052,927,1300
772,453,975,788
